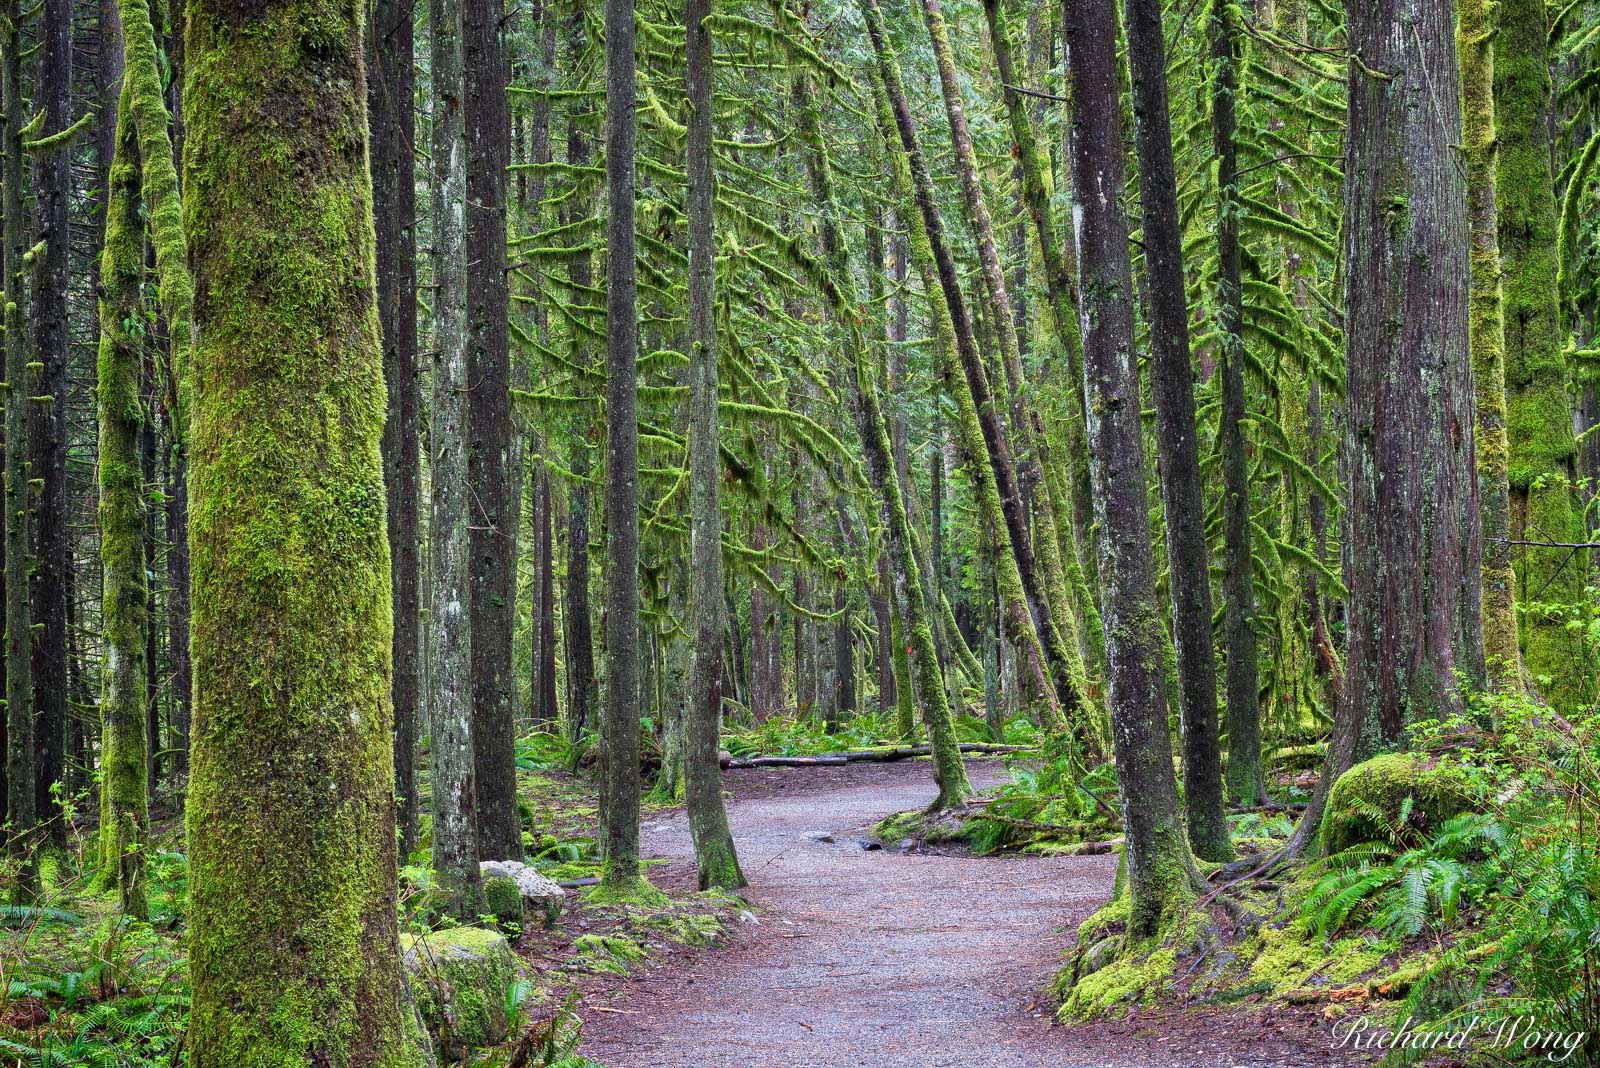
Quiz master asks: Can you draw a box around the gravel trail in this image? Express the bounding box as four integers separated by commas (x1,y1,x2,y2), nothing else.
577,759,1358,1068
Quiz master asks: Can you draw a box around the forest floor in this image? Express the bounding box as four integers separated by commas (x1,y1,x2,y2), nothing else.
570,758,1367,1067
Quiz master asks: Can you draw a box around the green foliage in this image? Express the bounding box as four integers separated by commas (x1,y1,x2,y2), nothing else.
1299,814,1505,938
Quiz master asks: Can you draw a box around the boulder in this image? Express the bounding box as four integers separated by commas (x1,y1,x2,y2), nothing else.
403,926,518,1059
1321,752,1475,855
479,860,565,927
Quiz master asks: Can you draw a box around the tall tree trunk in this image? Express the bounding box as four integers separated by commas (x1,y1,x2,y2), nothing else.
683,0,744,889
182,0,434,1057
2,0,35,896
1460,0,1519,690
369,0,421,858
800,58,972,809
914,0,1085,720
979,0,1102,660
1208,0,1264,806
1061,0,1195,940
427,0,484,919
465,0,522,863
562,0,596,744
1495,0,1587,706
831,582,854,731
538,469,558,722
31,0,73,838
1122,0,1231,862
599,0,645,891
95,74,149,918
862,12,1081,729
1283,0,1486,859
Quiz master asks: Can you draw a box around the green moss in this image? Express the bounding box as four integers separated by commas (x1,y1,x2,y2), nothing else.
481,875,524,930
403,927,517,1058
180,0,428,1063
1055,907,1208,1019
584,876,669,908
1242,921,1391,991
642,911,723,947
572,933,647,975
1320,753,1476,855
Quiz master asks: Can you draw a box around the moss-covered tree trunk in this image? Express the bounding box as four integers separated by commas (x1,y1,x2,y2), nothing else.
1061,0,1196,941
181,0,436,1059
2,0,36,898
683,0,745,890
599,0,646,892
368,0,422,858
979,0,1104,668
1123,0,1231,862
95,76,150,920
1208,0,1264,806
427,0,484,920
464,0,523,863
796,57,972,810
1459,0,1520,690
914,0,1086,723
1494,0,1587,707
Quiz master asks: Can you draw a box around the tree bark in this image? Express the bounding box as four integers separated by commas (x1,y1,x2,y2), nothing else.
369,0,422,858
181,0,435,1056
682,0,745,888
30,0,73,837
95,72,149,918
600,0,645,891
1459,0,1519,690
1061,0,1195,940
2,0,35,895
1122,0,1231,862
465,0,522,862
1209,0,1264,806
427,0,484,919
1284,0,1489,860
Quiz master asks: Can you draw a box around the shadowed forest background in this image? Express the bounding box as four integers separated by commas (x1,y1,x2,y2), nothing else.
2,0,1600,1063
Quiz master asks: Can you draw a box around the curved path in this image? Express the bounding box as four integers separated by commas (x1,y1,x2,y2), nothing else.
577,759,1355,1068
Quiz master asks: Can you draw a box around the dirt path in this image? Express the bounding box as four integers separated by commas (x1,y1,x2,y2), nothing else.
577,759,1356,1068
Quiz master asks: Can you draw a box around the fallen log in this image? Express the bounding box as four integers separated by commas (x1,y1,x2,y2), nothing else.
722,742,1026,769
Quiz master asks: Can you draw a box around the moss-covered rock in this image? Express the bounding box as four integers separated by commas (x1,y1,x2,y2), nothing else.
481,875,524,930
1321,753,1476,854
402,926,518,1058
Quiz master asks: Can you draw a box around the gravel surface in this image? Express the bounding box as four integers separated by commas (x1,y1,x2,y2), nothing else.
577,759,1366,1068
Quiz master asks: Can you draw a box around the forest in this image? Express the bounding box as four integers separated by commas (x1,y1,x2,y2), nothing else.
1,0,1599,1062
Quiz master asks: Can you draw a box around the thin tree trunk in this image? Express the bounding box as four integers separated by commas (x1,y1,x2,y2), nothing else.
562,0,597,743
1122,0,1231,861
599,0,645,891
798,48,972,810
914,0,1085,720
2,0,35,896
683,0,744,888
369,0,421,857
1061,0,1196,940
94,73,149,918
1495,0,1587,706
1459,0,1519,690
427,0,484,919
465,0,522,863
1209,0,1264,806
182,0,433,1056
31,0,73,837
862,16,1079,728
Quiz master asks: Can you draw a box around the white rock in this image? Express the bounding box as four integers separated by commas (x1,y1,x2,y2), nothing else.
736,909,761,926
803,830,834,843
479,860,566,926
